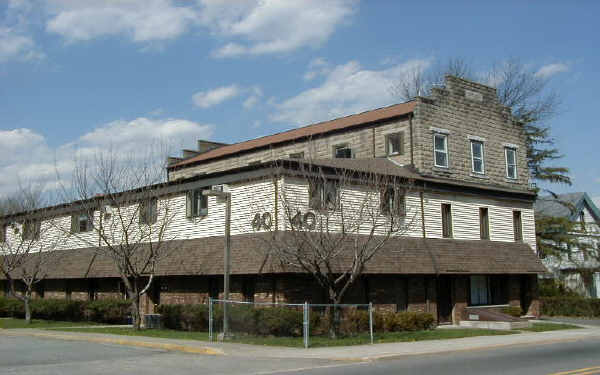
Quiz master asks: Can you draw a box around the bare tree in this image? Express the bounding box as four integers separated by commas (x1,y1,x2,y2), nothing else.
59,148,180,330
0,186,65,323
392,57,570,187
257,161,417,337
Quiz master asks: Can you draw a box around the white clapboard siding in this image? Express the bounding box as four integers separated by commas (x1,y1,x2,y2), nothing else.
280,177,423,237
423,192,536,250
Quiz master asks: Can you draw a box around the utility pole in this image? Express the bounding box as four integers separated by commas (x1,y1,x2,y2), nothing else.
203,189,231,339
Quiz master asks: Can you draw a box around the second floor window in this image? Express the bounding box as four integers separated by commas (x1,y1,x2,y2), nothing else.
71,212,93,233
471,140,485,174
22,220,41,241
380,188,406,217
441,203,453,238
513,211,523,242
289,152,304,159
139,198,158,225
434,134,448,168
334,144,352,159
479,207,489,240
309,180,338,210
505,147,517,179
386,133,404,156
186,189,208,218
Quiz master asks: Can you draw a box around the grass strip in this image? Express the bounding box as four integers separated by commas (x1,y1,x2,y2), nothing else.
46,326,517,348
518,322,581,332
0,318,102,329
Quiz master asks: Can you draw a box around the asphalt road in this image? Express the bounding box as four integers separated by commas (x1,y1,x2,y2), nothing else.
1,335,600,375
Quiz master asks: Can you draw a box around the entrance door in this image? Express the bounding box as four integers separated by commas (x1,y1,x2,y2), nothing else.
437,276,453,324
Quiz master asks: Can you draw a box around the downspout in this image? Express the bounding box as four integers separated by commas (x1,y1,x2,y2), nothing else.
274,178,279,230
371,126,376,158
420,188,426,238
409,113,415,166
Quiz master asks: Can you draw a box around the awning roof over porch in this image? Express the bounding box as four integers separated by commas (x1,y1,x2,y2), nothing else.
1,233,547,280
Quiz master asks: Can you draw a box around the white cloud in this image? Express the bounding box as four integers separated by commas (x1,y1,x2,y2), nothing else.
535,63,569,78
192,85,241,108
0,27,44,62
243,86,263,109
44,0,198,43
203,0,356,57
303,57,331,81
0,118,213,196
271,59,429,126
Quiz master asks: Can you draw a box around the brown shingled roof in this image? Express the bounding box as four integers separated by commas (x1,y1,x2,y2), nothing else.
169,102,416,169
3,233,546,280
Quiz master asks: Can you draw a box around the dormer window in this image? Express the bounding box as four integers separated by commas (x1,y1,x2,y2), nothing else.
309,180,339,210
434,133,448,168
334,144,352,159
380,188,406,217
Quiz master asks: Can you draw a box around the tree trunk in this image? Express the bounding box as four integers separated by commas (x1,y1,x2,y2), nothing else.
24,294,31,324
131,296,141,330
327,291,341,339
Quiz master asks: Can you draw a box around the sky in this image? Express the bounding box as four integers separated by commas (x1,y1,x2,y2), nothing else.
1,0,599,205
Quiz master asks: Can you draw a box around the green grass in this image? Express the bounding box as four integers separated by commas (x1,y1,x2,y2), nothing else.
518,322,581,332
0,318,102,329
47,327,517,348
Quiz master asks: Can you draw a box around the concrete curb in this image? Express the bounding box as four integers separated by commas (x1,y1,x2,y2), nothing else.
0,329,224,356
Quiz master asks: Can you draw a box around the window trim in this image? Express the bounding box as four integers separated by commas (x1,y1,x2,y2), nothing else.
333,144,353,159
139,198,158,225
441,203,453,238
71,211,94,234
479,207,490,240
504,147,518,179
22,220,41,241
380,187,406,217
187,189,208,218
470,140,485,174
433,133,449,168
309,179,339,210
385,132,404,156
513,210,523,242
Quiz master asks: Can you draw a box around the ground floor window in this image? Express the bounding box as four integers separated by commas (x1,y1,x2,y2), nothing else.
469,275,508,306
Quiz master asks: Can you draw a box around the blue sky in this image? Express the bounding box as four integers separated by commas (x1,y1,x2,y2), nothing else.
0,0,599,204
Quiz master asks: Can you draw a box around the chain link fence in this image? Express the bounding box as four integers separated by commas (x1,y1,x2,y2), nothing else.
208,298,374,348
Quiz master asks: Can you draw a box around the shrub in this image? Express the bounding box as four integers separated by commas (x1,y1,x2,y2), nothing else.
502,306,523,318
256,307,302,336
539,279,581,298
0,297,24,318
31,299,85,321
84,299,131,324
156,304,184,330
541,297,600,317
339,309,370,336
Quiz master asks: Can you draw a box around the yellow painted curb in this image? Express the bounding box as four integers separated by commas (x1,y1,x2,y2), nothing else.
0,330,224,356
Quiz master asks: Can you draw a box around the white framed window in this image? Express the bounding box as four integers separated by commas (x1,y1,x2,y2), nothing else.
505,147,517,179
433,133,448,168
186,189,208,218
470,140,485,174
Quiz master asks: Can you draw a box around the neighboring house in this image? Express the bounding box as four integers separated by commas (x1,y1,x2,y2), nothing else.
535,192,600,297
0,76,546,324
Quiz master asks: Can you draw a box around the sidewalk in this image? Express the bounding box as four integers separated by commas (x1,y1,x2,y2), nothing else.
2,325,600,361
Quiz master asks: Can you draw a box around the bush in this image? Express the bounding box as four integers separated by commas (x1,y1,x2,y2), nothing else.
0,297,130,323
539,280,581,298
31,299,85,321
84,299,131,324
541,297,600,317
256,307,302,336
502,306,523,318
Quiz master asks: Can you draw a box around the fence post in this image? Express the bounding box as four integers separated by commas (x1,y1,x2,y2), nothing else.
208,297,213,342
369,302,374,345
303,301,309,349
